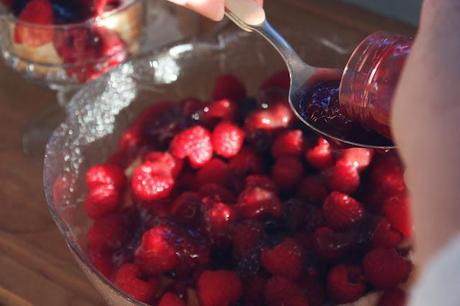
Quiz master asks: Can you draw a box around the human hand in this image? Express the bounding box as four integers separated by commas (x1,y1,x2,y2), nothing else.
391,0,460,266
167,0,263,21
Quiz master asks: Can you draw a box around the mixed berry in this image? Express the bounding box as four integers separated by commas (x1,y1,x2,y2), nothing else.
1,0,133,81
83,71,413,305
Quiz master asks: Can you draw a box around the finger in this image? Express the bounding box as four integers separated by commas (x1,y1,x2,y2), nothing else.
168,0,225,21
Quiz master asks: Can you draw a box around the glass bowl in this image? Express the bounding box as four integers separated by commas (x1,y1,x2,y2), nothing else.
44,29,351,305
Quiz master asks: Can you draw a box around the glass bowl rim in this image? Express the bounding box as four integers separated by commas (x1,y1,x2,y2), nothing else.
0,0,143,30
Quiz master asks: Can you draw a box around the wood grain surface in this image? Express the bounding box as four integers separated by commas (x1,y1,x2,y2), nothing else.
0,1,414,305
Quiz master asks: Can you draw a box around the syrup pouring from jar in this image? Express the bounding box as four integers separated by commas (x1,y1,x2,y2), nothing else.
224,0,396,149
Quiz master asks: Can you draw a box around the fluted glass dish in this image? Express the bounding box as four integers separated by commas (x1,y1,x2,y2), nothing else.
44,29,350,305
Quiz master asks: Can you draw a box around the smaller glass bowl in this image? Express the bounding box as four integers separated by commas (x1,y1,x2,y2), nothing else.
0,0,146,88
43,29,348,305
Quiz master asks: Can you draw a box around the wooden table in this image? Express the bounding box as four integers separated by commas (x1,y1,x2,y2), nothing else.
0,1,413,305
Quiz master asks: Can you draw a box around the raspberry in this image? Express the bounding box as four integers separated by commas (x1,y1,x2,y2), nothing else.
87,214,129,250
264,276,308,306
271,130,306,158
205,202,237,244
245,103,294,131
233,220,264,257
327,264,366,303
260,70,290,91
372,218,403,248
212,74,246,101
339,148,373,171
212,121,245,158
131,161,175,203
237,176,282,218
201,99,238,123
158,292,186,306
14,0,54,47
86,163,126,190
323,192,365,230
84,184,121,219
170,125,213,168
135,224,179,274
199,183,235,204
228,148,264,177
312,227,348,261
197,270,243,306
114,263,159,303
378,288,407,306
297,175,328,204
383,194,412,237
87,247,113,278
196,158,232,188
363,248,412,289
261,238,303,280
144,151,183,179
327,160,360,194
305,137,335,170
371,154,406,196
272,156,304,192
170,192,203,226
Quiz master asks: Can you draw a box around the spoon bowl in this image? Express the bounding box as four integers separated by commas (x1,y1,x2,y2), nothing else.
225,0,395,149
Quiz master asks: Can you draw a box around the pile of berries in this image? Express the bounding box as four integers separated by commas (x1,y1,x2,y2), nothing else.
83,71,413,306
1,0,130,81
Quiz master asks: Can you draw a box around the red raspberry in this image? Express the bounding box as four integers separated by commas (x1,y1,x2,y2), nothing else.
272,156,304,192
87,214,129,250
86,163,126,190
84,184,121,219
371,154,406,196
170,192,203,226
201,99,238,123
327,264,366,303
212,121,245,158
196,158,232,188
212,74,246,101
158,292,186,306
233,220,264,257
228,148,264,177
327,160,360,194
135,224,179,274
323,192,365,230
131,161,175,203
261,238,303,280
144,151,183,179
14,0,54,47
199,183,235,204
170,125,213,168
297,175,328,204
237,176,282,218
312,227,348,261
245,103,294,131
378,288,407,306
383,194,412,237
305,137,335,170
114,263,159,303
363,248,412,289
264,276,309,306
260,70,290,91
372,218,403,248
197,270,243,306
87,247,113,278
339,148,373,171
271,129,306,158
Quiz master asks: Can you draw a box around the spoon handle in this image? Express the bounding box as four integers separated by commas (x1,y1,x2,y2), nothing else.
224,0,309,78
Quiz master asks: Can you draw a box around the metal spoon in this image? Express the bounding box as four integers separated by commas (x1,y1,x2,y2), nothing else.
224,0,394,149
